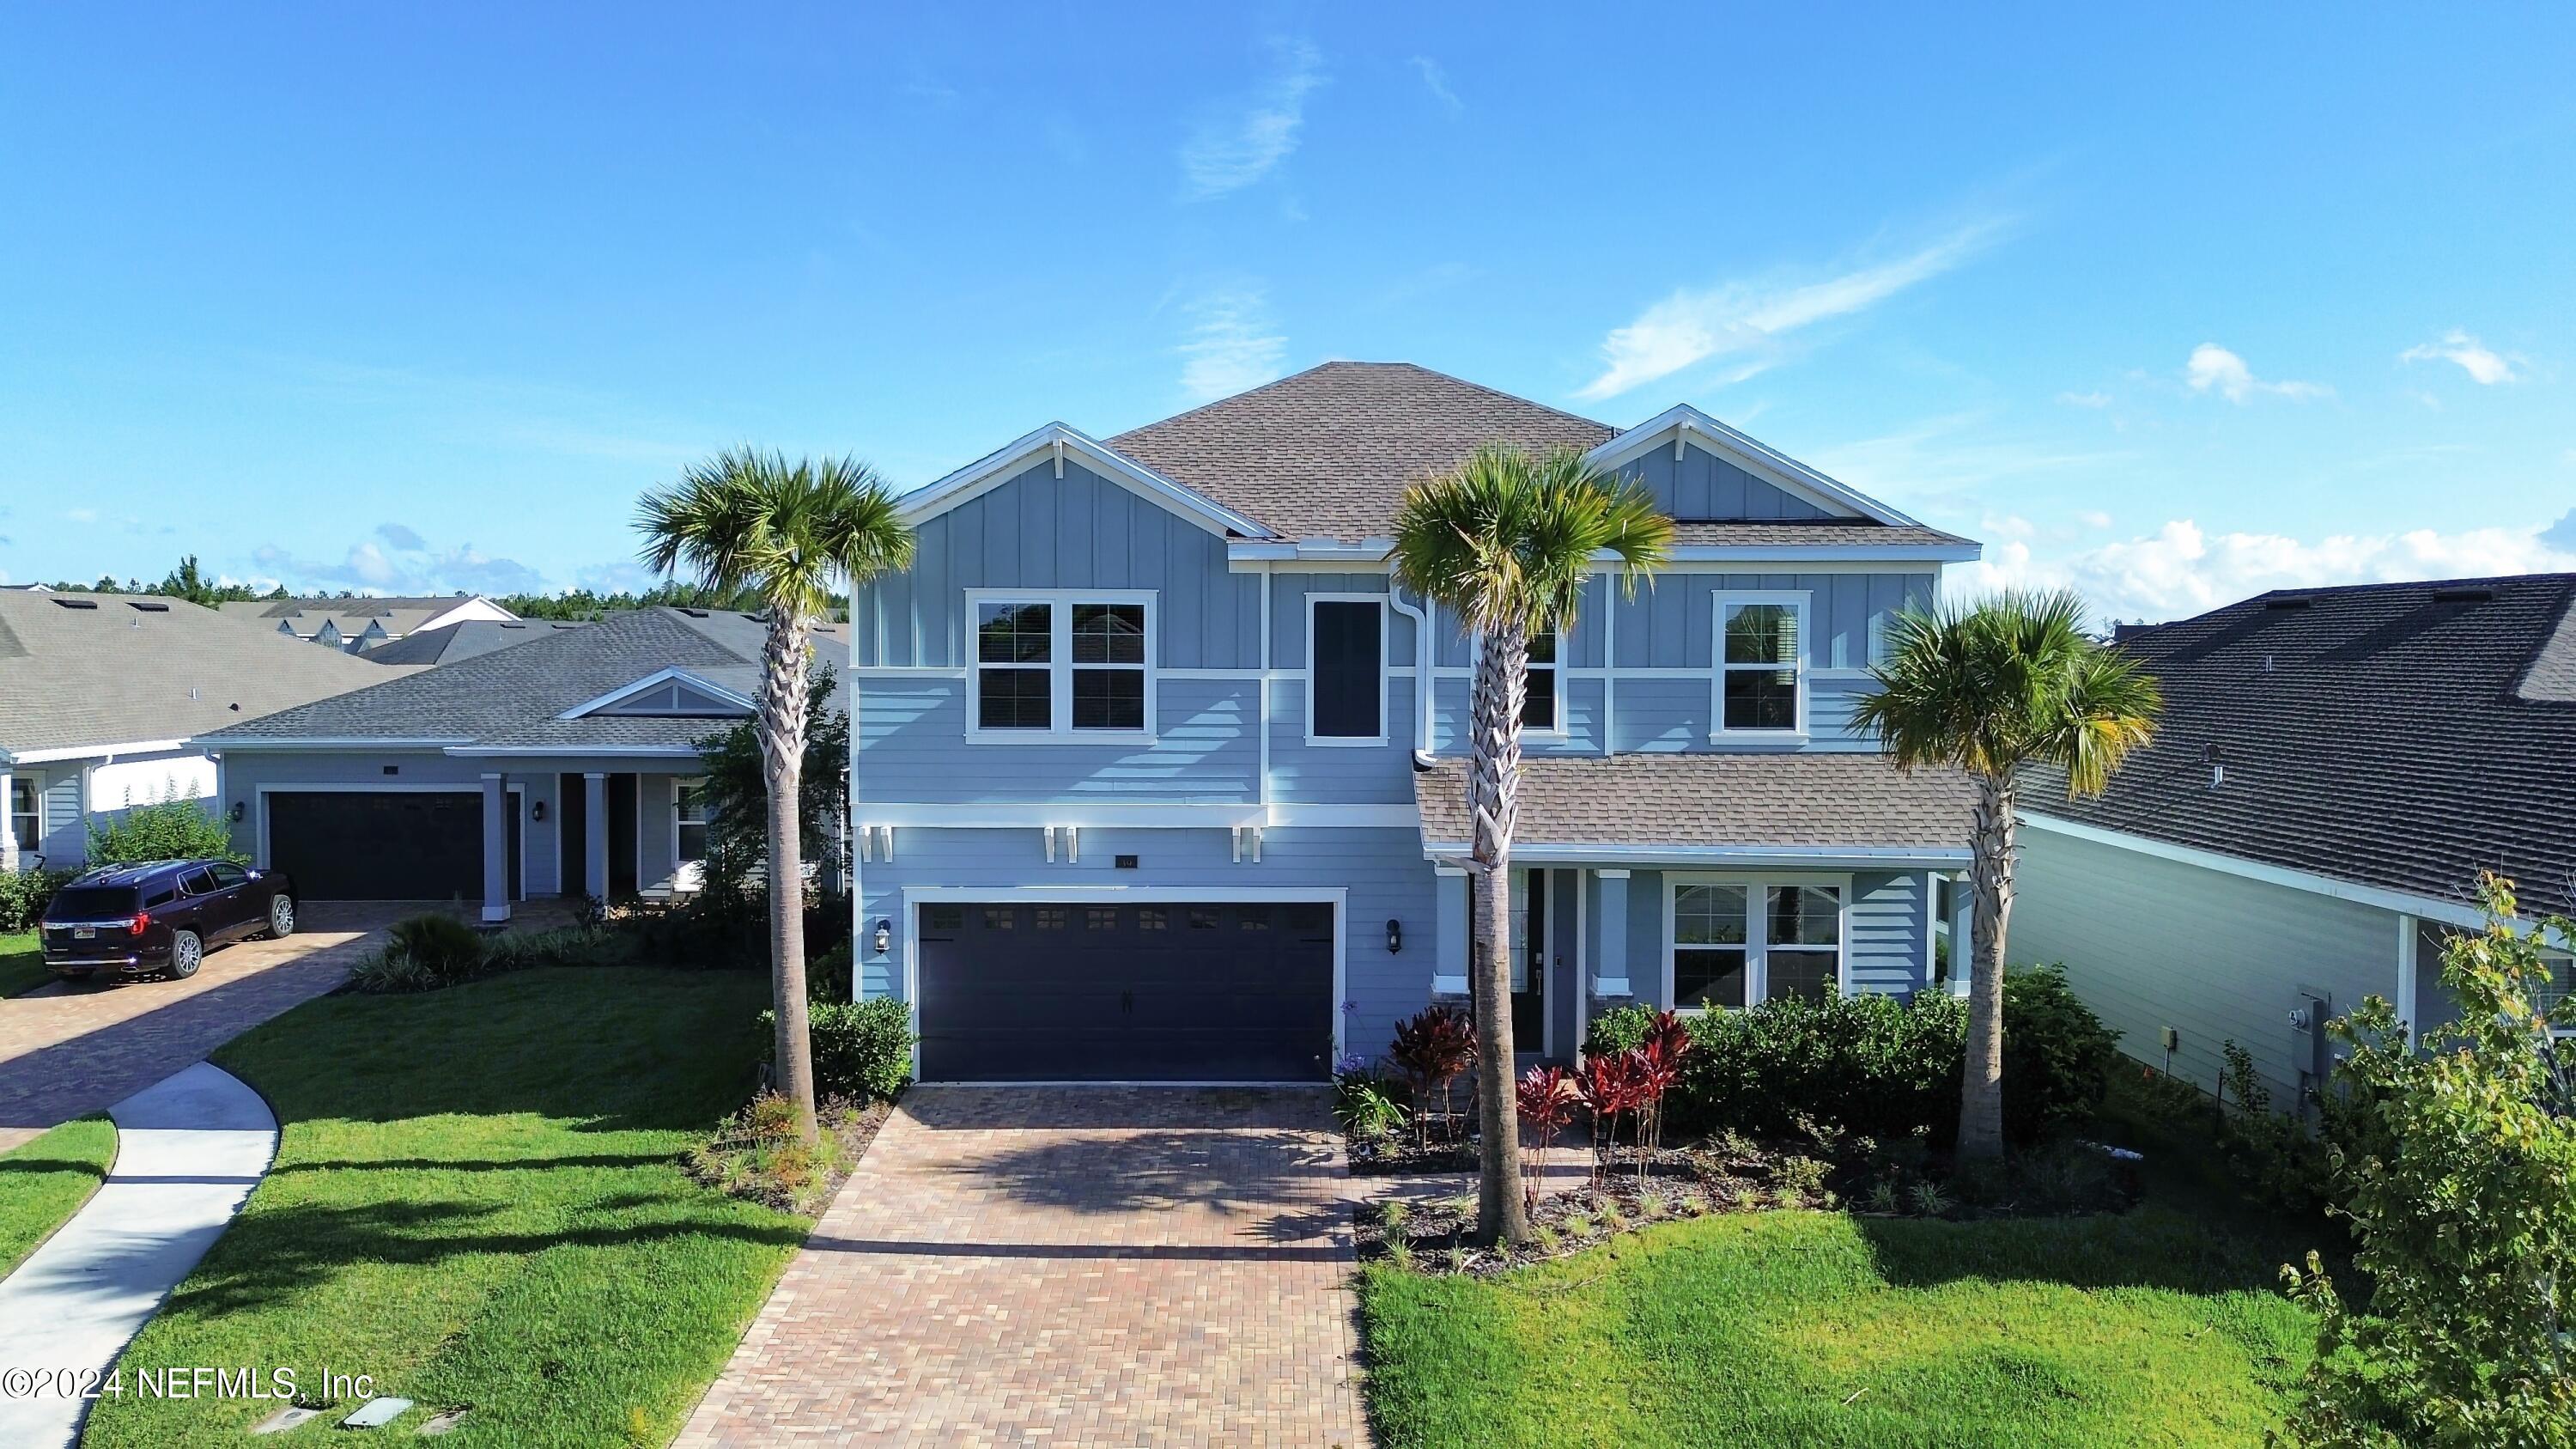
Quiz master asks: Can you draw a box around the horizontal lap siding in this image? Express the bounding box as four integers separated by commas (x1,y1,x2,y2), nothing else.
1429,676,1602,756
1268,676,1417,802
1613,573,1930,673
859,679,1259,801
854,825,1438,1068
2012,827,2402,1103
1848,871,1930,995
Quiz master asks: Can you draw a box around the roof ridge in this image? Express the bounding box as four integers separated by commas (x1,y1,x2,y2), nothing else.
2251,570,2576,602
1107,359,1612,444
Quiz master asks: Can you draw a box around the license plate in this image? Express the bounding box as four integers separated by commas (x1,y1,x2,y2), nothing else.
72,927,94,940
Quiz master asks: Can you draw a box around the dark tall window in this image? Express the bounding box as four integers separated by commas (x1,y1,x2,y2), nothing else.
1522,630,1558,731
1310,600,1384,740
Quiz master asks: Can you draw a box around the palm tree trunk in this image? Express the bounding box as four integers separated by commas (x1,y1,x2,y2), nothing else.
1956,772,2015,1161
1468,625,1531,1246
762,609,818,1143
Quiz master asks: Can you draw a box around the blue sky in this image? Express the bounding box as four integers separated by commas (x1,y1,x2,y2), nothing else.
2,4,2570,621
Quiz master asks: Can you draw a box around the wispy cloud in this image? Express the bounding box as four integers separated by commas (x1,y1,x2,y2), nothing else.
2055,389,2111,408
1804,411,2132,507
1411,56,1461,114
253,525,549,596
1180,40,1326,199
2400,328,2522,385
1955,515,2576,622
1176,287,1288,401
2184,344,2330,403
1573,221,2004,400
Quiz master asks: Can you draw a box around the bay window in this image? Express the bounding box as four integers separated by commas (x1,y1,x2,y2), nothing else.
1668,875,1845,1010
969,591,1155,740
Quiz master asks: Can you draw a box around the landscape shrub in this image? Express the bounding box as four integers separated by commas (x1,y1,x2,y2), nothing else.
683,1091,863,1215
351,912,489,993
85,792,244,867
479,925,636,975
1585,966,2117,1149
762,996,915,1101
806,940,854,1002
0,868,73,932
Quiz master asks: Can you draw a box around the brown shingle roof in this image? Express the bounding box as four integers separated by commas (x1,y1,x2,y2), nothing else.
1109,362,1617,541
1413,754,1975,854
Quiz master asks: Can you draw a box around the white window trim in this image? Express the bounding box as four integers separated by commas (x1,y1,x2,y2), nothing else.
963,588,1158,745
1522,626,1568,737
672,775,709,891
7,775,38,855
1661,870,1852,1012
1710,590,1813,742
1304,593,1389,746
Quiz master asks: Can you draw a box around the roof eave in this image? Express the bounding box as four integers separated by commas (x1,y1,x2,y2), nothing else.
901,423,1280,542
1589,405,1932,530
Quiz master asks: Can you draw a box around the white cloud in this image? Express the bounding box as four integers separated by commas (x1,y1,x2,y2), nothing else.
1180,40,1326,199
2055,390,2111,408
1410,56,1461,114
2400,328,2521,385
2184,344,2330,404
1176,287,1287,402
2075,508,2112,529
1574,221,2002,400
1954,516,2576,623
253,527,549,597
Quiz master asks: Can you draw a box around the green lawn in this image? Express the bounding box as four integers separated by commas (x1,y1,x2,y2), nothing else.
84,967,808,1448
1,929,47,997
0,1116,118,1275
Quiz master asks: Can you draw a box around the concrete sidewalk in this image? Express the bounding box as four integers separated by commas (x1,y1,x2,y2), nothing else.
0,1062,277,1448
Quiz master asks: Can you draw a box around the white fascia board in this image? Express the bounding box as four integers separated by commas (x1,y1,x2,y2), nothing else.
847,801,1419,831
900,423,1278,541
1589,405,1926,528
2020,811,2502,932
444,745,708,758
556,666,758,721
1419,839,1972,868
185,737,474,752
1229,539,1396,565
2,738,193,765
1648,543,1981,564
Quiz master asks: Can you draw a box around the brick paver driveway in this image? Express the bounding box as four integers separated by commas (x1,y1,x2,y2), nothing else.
678,1086,1369,1448
0,902,400,1151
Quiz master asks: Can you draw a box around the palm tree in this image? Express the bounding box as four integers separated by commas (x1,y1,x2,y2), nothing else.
1851,589,2160,1160
637,449,915,1142
1389,442,1673,1245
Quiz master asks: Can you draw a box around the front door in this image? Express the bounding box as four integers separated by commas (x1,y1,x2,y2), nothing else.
1510,868,1546,1050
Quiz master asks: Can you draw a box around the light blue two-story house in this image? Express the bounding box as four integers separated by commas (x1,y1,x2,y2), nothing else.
848,362,1982,1082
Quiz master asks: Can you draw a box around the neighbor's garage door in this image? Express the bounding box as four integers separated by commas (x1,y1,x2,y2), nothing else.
265,792,518,903
917,901,1336,1082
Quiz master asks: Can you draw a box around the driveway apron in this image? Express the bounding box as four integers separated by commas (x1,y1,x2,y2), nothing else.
677,1086,1370,1447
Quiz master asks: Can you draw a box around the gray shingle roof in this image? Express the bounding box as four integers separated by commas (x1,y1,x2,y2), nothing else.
2028,573,2576,919
1413,753,1975,852
361,618,589,667
196,607,851,749
216,596,504,642
0,592,400,757
1670,520,1974,549
1110,362,1617,541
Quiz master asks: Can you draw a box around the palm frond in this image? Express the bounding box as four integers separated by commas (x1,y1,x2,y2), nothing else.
634,448,918,624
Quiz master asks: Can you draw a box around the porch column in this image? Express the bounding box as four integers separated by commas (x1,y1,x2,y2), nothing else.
582,772,609,902
479,772,510,923
0,767,16,874
1947,872,1973,998
1431,864,1468,997
1594,868,1631,1000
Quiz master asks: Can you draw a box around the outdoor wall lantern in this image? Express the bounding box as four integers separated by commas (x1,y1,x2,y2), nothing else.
530,799,546,823
873,917,892,956
228,801,246,823
1386,917,1403,954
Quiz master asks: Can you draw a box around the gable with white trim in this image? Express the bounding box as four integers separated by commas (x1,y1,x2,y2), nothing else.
1589,406,1922,528
560,667,755,721
900,423,1276,542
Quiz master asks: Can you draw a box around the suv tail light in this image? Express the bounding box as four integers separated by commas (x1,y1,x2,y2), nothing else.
130,911,151,936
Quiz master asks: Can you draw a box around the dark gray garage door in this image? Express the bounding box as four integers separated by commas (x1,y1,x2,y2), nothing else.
917,901,1336,1081
266,792,519,903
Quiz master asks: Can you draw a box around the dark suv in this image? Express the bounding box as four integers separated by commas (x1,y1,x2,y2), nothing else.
39,859,298,982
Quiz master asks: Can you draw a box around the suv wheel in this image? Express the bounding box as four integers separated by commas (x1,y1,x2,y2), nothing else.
268,895,297,939
169,929,204,979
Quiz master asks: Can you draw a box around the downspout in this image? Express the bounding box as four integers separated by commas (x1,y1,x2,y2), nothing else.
1258,564,1273,816
1386,582,1433,761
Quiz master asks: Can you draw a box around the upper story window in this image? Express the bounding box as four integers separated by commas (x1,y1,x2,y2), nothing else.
1713,592,1808,738
971,591,1155,740
1669,876,1844,1011
1522,629,1561,734
1307,595,1385,745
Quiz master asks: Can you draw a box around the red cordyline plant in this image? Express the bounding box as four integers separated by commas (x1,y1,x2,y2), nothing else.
1388,1007,1479,1150
1633,1011,1695,1169
1516,1065,1579,1216
1577,1051,1641,1188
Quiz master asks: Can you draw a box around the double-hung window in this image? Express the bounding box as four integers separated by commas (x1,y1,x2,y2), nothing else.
971,591,1154,740
7,777,36,855
1307,595,1386,744
1713,593,1808,738
673,778,709,884
1669,877,1844,1010
1522,629,1561,733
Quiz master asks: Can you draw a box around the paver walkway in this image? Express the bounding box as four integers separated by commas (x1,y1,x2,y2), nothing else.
0,903,397,1152
677,1086,1369,1448
0,1062,278,1448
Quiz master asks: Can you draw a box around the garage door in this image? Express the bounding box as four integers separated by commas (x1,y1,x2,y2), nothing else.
916,901,1336,1082
265,792,519,903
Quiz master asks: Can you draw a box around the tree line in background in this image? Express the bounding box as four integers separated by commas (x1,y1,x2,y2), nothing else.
40,553,841,620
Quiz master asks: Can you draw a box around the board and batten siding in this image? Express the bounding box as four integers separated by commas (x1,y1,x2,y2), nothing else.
2011,825,2403,1103
852,823,1437,1069
1615,444,1836,523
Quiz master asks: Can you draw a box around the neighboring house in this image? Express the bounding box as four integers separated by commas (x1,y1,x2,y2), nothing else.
0,591,394,874
193,607,847,916
2011,574,2576,1106
217,594,517,653
847,361,1984,1084
361,618,588,666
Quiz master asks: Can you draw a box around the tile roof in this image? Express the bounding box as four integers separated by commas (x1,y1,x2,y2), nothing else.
0,592,398,757
1413,753,1975,853
361,618,588,667
2028,573,2576,919
196,607,851,750
1109,362,1617,541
